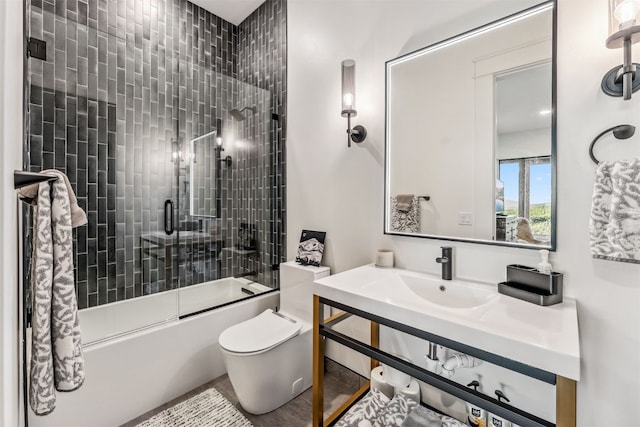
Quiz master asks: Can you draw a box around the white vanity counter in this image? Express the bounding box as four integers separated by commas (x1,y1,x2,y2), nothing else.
313,264,580,380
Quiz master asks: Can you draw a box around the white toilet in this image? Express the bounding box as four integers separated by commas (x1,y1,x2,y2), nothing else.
218,261,330,414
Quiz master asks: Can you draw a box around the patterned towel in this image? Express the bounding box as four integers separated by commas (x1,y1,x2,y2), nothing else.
391,197,420,233
334,389,390,427
29,182,56,415
589,159,640,264
18,169,87,227
30,174,85,416
373,393,418,427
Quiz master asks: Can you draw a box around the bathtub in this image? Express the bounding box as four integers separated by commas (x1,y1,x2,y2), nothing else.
28,278,278,427
79,277,273,344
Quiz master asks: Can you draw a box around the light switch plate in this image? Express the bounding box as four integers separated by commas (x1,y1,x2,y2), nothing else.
458,212,473,225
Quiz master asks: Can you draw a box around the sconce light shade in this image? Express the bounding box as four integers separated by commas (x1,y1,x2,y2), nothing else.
171,140,182,162
602,0,640,99
341,59,367,147
607,0,640,46
214,117,231,166
342,59,357,115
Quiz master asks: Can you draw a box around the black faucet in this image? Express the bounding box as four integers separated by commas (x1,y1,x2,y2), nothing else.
435,246,452,280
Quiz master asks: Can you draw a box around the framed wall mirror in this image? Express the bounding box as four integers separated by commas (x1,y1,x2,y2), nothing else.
190,130,220,218
384,1,556,250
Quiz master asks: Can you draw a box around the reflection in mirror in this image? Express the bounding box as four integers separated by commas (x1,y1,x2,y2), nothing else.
496,63,552,245
385,1,555,249
190,129,220,218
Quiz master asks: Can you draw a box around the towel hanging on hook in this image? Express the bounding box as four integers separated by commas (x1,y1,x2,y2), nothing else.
588,124,635,165
14,170,58,190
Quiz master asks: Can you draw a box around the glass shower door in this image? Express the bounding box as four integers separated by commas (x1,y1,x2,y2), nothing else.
24,0,285,337
25,3,181,343
176,57,275,318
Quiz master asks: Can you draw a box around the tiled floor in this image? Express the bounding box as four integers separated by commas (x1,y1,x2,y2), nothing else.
121,362,366,427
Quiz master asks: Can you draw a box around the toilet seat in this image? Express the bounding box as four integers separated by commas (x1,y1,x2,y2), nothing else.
219,309,302,354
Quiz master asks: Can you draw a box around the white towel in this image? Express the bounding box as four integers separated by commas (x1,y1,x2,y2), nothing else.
29,173,85,415
590,159,640,264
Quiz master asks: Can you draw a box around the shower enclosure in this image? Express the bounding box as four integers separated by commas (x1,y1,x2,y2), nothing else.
24,0,286,343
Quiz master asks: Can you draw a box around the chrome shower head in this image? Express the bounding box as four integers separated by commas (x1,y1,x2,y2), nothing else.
229,106,257,121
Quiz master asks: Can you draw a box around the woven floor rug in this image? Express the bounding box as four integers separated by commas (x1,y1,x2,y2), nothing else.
135,388,253,427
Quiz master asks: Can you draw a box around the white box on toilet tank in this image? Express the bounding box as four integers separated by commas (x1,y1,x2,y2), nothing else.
279,261,330,323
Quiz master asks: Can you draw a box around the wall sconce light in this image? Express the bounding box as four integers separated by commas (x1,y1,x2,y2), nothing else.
341,59,367,147
215,118,232,167
171,140,182,163
602,0,640,99
215,118,224,148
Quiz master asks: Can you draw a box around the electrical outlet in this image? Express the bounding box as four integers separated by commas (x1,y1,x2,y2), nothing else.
458,212,473,225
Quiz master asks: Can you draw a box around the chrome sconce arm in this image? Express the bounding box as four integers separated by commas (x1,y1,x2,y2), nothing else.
341,110,367,147
602,0,640,100
341,59,367,147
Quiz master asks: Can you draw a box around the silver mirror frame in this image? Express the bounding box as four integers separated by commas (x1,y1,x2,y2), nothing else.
383,1,557,251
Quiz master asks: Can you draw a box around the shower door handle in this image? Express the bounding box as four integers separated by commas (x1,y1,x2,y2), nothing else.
164,199,174,235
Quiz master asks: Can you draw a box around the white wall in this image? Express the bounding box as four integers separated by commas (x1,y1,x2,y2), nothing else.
497,127,551,159
0,0,24,425
288,0,640,425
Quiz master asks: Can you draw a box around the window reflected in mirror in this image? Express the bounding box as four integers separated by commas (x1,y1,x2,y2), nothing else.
498,157,551,244
495,62,552,246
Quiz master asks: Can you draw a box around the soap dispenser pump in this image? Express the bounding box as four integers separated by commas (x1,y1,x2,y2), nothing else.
537,249,552,274
465,381,487,427
488,390,512,427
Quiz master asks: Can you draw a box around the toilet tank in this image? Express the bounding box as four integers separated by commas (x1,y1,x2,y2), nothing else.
279,261,330,323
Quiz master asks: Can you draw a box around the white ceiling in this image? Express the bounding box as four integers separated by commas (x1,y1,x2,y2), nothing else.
496,63,552,135
189,0,266,26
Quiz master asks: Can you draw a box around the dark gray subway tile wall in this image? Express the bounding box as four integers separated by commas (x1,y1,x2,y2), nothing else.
238,0,287,287
26,0,287,309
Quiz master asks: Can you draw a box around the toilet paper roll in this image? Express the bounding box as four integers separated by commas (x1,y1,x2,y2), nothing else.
375,249,394,268
372,366,421,402
382,363,411,388
394,378,421,402
370,366,394,399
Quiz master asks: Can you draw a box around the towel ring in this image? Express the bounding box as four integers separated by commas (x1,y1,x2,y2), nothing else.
589,124,635,165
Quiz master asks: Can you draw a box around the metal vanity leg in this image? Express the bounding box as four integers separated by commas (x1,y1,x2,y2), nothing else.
313,295,324,427
556,376,576,427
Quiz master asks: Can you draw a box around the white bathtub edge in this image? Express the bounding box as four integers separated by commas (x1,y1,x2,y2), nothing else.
28,291,279,427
